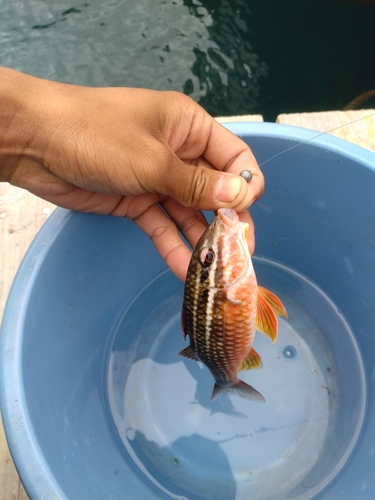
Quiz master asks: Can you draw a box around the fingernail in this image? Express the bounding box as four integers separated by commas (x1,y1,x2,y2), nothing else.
215,175,243,203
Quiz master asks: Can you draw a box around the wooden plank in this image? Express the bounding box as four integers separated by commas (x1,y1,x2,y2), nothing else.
0,183,56,500
0,184,55,320
18,483,30,500
276,110,375,153
0,414,19,500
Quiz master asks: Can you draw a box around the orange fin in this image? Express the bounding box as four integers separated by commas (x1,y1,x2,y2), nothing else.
256,287,288,343
256,290,278,343
178,345,199,361
258,286,288,318
240,347,263,371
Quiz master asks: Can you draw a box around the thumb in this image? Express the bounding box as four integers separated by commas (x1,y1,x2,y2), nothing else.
159,158,261,212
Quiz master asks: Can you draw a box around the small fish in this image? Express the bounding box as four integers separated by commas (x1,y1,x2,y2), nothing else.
179,208,287,403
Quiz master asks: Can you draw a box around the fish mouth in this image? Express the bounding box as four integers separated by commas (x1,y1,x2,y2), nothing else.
217,208,249,243
217,208,237,226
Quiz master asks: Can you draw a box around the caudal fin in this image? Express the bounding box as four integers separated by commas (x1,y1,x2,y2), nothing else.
211,379,265,403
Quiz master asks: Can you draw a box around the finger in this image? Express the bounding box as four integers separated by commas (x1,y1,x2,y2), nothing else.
174,110,263,198
201,119,264,200
160,197,208,250
141,142,258,213
202,120,259,172
132,202,192,281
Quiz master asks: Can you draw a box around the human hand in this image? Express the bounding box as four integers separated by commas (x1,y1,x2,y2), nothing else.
0,67,263,280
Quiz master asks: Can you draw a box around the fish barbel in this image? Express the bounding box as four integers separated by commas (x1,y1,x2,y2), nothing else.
179,208,287,403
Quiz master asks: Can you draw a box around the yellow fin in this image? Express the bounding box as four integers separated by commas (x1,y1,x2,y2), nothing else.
256,289,278,343
240,347,263,371
256,287,288,344
258,286,288,318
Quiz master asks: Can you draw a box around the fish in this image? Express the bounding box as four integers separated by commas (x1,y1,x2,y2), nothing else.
179,208,287,403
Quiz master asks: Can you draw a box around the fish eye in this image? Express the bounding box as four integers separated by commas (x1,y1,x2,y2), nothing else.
199,248,215,267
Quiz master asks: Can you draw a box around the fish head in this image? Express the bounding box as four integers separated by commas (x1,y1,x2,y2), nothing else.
190,208,253,289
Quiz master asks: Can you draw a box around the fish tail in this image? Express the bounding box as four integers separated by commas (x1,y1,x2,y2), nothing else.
211,380,265,404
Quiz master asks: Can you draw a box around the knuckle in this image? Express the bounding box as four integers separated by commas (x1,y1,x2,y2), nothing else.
150,221,171,247
163,243,185,268
178,213,204,234
165,90,193,108
184,168,209,207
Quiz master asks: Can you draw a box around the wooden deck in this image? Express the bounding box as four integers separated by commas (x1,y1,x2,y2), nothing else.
1,109,374,499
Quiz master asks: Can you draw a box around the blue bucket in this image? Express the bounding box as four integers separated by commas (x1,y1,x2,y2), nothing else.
1,123,374,499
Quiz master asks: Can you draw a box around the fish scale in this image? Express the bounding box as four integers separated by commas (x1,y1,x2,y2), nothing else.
179,208,288,402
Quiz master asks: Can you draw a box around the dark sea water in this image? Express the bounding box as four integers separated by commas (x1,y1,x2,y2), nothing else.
1,0,374,120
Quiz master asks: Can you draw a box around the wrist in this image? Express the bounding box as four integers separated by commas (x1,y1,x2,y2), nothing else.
0,67,50,182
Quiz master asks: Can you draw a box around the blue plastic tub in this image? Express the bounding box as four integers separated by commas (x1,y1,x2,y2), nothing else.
1,123,375,500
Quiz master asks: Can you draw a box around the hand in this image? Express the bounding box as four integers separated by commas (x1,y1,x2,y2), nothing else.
0,67,264,280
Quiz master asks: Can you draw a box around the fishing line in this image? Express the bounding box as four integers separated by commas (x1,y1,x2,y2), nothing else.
258,110,375,168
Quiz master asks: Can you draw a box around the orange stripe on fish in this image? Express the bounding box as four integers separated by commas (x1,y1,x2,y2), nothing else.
179,208,287,403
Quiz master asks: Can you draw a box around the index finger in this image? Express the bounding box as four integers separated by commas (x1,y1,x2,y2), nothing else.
202,119,264,203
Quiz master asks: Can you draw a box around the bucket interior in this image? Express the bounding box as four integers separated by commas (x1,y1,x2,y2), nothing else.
2,125,374,500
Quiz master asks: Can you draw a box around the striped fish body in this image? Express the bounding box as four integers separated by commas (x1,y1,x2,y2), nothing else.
179,208,287,403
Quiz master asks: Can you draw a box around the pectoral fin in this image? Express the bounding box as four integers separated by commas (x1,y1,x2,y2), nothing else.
178,345,199,361
256,292,278,342
258,286,288,317
256,287,288,343
240,347,263,371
